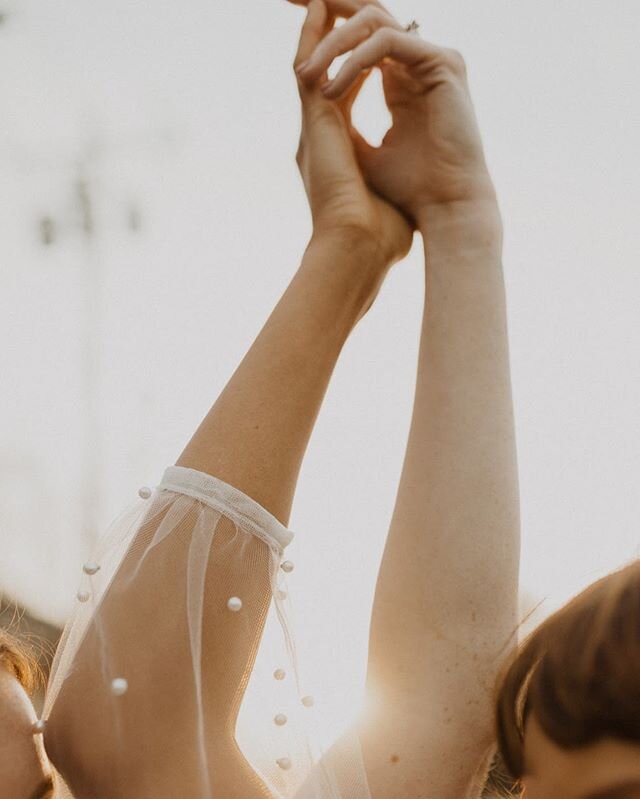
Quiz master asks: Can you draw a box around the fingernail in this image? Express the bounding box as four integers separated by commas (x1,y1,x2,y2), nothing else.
296,59,310,74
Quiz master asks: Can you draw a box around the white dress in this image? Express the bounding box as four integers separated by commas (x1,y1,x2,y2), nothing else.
41,466,372,799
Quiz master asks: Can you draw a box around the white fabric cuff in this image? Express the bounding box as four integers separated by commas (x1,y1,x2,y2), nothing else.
157,464,295,551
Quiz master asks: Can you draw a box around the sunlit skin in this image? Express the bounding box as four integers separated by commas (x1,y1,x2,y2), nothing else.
4,667,640,799
522,712,640,799
0,668,54,799
1,1,636,798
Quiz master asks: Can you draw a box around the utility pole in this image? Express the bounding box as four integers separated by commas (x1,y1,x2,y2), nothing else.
75,159,103,554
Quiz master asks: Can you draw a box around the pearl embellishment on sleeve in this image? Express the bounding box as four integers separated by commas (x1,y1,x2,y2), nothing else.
274,714,288,726
276,757,292,770
83,562,100,575
138,486,152,499
227,596,243,612
273,669,286,680
111,678,129,696
281,560,294,573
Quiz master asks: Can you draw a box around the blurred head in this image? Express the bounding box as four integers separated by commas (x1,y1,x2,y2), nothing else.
0,629,53,798
494,558,640,799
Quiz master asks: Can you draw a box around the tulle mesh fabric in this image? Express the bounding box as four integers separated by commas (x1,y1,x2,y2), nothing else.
42,466,372,799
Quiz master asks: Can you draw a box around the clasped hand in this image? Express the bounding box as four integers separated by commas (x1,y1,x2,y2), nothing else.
289,0,498,263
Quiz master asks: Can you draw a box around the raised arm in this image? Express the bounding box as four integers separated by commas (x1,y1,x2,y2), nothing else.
360,201,519,798
43,5,414,798
295,3,520,797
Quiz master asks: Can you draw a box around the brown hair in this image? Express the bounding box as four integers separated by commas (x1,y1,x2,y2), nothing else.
493,557,640,790
0,627,42,696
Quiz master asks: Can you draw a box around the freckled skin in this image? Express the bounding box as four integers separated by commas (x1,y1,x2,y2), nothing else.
0,668,52,797
522,713,640,799
390,754,400,764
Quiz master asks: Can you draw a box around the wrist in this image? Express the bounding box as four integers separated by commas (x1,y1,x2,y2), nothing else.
308,228,390,302
310,226,389,270
303,229,389,325
416,199,504,255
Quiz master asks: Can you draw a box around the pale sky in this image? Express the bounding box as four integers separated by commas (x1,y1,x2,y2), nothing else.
1,0,640,741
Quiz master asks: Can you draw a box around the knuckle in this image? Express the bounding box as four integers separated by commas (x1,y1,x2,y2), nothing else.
367,25,383,44
444,47,467,75
354,5,393,42
375,26,395,49
360,4,388,30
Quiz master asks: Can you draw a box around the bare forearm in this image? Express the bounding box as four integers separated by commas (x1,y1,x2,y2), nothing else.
176,232,385,527
366,202,520,707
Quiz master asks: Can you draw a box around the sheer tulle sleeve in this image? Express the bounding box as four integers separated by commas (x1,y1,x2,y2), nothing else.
41,466,372,799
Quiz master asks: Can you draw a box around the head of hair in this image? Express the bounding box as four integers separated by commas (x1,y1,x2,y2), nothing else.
0,627,41,696
493,557,640,790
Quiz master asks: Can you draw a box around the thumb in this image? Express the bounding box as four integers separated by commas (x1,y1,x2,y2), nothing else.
349,124,381,186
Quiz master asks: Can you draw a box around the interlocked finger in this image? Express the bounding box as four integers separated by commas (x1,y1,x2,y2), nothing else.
321,26,449,101
294,0,335,72
296,4,405,83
